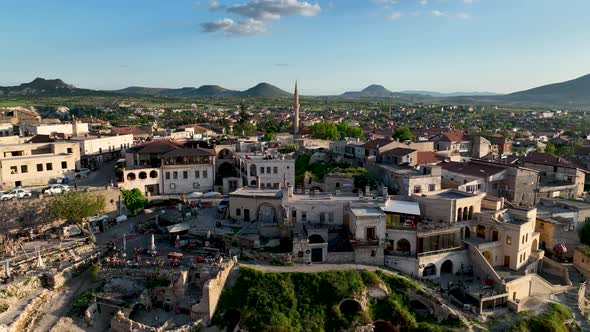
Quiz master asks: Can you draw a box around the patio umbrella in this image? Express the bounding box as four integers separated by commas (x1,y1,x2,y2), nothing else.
36,247,45,269
122,234,127,257
150,234,157,252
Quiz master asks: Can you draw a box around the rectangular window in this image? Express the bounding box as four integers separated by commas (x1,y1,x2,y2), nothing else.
260,167,265,174
302,212,307,221
61,161,68,169
267,167,271,174
273,166,278,174
320,212,325,223
170,183,176,190
298,251,304,258
37,163,43,172
367,227,376,240
165,172,170,180
429,184,436,192
183,171,188,179
236,208,241,216
67,148,72,153
203,170,207,178
195,171,200,178
506,236,512,245
413,185,422,194
46,163,53,171
173,171,178,179
21,165,28,173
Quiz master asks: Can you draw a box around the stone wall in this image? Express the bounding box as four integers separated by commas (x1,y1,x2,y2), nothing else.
1,187,123,233
540,257,572,286
384,255,417,277
354,246,385,266
191,258,236,324
325,251,355,264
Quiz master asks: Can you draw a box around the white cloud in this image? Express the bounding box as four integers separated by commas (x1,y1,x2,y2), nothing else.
419,0,427,5
201,18,267,35
431,10,446,17
387,11,402,20
463,0,474,4
202,0,321,36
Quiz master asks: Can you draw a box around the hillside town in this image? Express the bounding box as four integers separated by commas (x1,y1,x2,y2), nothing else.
1,82,590,332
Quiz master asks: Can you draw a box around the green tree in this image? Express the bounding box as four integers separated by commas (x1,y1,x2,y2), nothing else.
580,223,590,246
545,144,557,155
50,191,106,236
262,131,276,142
392,125,414,141
121,188,148,216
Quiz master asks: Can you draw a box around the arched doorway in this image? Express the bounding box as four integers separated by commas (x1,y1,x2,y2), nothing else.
441,260,453,275
457,207,463,221
482,251,493,265
422,264,436,277
468,206,474,220
308,234,325,244
218,148,233,160
532,239,538,250
216,162,237,185
464,226,471,239
249,164,257,177
476,225,486,239
491,227,499,241
396,238,411,255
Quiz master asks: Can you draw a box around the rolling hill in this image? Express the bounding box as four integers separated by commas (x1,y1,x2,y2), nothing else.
501,73,590,105
0,78,104,96
239,82,291,97
341,84,395,98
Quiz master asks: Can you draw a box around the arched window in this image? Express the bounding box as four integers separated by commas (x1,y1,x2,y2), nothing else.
126,172,136,181
149,170,158,178
139,171,147,179
249,164,257,177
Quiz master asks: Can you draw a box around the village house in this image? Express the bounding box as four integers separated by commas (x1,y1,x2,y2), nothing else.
120,140,215,195
0,141,80,189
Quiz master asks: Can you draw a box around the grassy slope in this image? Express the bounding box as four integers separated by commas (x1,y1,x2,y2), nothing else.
213,268,461,332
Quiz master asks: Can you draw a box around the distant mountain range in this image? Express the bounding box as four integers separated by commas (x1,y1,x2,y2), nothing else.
113,82,289,98
1,73,589,106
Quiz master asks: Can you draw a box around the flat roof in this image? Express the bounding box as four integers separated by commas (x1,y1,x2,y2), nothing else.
382,200,421,215
350,207,384,217
230,187,283,198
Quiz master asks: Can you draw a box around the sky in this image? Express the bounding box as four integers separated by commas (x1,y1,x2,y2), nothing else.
1,0,589,95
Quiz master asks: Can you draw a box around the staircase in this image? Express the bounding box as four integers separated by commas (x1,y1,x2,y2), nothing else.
555,264,590,331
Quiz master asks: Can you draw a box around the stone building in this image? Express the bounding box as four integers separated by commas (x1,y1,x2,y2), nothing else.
367,162,441,195
70,134,134,169
523,152,587,198
0,141,80,188
236,152,295,189
120,140,215,195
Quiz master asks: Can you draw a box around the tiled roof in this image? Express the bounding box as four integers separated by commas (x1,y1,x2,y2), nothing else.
437,130,467,143
362,138,393,149
382,147,416,157
416,151,443,165
524,152,581,169
127,140,182,154
441,160,507,177
111,126,150,136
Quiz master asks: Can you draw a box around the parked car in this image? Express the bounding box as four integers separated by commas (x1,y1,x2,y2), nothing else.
0,188,32,200
74,168,91,178
43,184,70,195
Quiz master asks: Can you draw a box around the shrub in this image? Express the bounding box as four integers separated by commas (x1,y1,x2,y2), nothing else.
69,290,95,317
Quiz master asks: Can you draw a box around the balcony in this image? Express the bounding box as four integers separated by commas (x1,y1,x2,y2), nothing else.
350,238,380,247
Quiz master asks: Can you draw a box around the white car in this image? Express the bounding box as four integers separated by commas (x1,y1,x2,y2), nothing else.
43,184,70,195
75,168,91,178
0,188,32,200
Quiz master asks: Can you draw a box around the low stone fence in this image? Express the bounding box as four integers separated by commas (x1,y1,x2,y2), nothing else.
191,258,236,325
326,252,355,264
540,257,572,286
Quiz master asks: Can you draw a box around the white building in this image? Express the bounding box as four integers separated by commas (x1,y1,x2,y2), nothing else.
0,142,80,188
70,134,134,169
236,152,295,189
21,122,89,137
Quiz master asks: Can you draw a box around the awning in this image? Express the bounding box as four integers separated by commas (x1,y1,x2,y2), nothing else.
167,223,190,233
382,200,421,216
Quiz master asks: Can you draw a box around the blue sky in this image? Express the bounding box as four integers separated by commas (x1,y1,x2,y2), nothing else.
1,0,589,95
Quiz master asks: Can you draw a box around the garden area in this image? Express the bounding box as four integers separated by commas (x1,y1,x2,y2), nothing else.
212,268,464,332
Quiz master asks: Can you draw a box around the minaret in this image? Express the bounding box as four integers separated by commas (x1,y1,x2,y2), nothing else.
294,80,300,135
